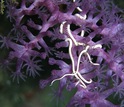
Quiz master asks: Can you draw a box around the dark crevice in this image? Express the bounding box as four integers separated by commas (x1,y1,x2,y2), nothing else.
70,23,80,31
90,55,98,63
92,34,102,42
96,19,102,26
59,4,68,13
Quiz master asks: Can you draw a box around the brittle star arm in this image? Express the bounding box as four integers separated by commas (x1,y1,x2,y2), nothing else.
60,21,78,46
73,0,83,12
59,22,95,88
60,21,85,46
65,38,81,79
74,41,102,85
75,14,86,38
75,44,102,85
50,38,88,88
50,38,79,86
67,24,78,46
73,0,87,37
60,21,66,34
67,24,86,46
76,45,93,84
75,80,87,88
50,73,75,86
66,38,92,88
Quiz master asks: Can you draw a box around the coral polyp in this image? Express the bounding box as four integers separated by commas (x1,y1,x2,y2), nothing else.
0,0,124,106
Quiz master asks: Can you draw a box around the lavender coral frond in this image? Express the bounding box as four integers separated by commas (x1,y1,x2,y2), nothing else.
11,59,27,83
22,56,42,78
1,0,124,106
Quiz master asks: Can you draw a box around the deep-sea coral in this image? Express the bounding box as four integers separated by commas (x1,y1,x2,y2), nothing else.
0,0,124,106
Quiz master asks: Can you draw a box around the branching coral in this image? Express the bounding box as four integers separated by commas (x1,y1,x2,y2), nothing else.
0,0,124,106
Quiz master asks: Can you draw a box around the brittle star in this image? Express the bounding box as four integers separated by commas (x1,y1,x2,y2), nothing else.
50,37,93,88
50,3,102,88
51,20,102,88
72,0,88,37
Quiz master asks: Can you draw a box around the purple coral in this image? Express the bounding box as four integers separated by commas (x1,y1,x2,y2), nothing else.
0,0,124,106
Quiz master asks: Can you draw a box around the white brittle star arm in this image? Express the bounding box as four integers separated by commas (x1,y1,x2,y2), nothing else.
50,73,75,86
73,0,83,12
60,21,86,46
75,14,86,38
91,44,102,49
86,44,102,65
60,21,66,34
60,21,81,46
59,22,94,88
50,38,81,86
76,45,92,84
67,24,78,46
67,24,86,46
65,38,78,75
85,53,99,66
75,80,87,88
66,38,91,88
73,0,87,37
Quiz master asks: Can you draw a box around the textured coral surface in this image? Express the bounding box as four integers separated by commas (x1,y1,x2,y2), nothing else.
0,0,124,107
